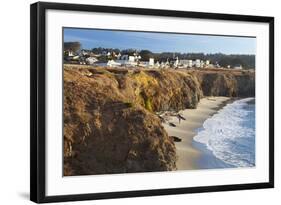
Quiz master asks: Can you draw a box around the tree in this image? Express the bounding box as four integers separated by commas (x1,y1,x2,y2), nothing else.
121,49,136,56
64,42,81,52
139,50,153,61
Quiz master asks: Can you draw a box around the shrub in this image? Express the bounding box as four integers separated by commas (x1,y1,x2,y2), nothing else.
144,98,153,112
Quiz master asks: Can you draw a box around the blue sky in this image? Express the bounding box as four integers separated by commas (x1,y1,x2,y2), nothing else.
64,28,256,55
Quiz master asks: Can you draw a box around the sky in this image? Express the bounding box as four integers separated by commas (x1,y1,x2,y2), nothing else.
64,28,256,55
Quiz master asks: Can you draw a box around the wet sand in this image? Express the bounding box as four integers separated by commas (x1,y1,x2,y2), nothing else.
162,97,231,170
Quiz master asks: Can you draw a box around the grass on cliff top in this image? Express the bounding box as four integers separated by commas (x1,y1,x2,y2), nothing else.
130,71,159,87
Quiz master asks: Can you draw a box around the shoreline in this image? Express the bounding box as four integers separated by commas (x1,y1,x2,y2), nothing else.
161,96,232,170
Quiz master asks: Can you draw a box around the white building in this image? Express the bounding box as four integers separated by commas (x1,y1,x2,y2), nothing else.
138,61,148,67
107,60,121,67
149,58,154,67
128,56,135,62
116,53,122,59
68,50,74,57
179,59,193,68
179,60,188,67
234,65,243,69
195,59,201,68
160,62,165,68
115,55,139,66
81,50,89,56
86,57,98,65
173,57,179,67
136,55,142,61
187,60,193,68
155,61,160,68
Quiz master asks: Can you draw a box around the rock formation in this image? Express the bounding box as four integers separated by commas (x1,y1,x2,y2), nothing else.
63,65,255,176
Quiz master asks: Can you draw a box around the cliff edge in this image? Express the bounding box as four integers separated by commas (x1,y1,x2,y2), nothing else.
63,65,255,176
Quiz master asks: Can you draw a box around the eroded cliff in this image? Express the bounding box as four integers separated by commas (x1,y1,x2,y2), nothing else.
63,65,255,175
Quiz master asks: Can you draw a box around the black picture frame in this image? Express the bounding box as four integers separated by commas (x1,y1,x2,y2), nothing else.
30,1,274,203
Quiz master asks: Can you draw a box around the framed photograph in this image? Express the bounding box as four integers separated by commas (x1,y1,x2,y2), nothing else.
30,2,274,203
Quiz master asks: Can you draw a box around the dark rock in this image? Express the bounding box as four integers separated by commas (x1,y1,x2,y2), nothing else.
169,122,177,127
178,114,186,120
170,136,182,142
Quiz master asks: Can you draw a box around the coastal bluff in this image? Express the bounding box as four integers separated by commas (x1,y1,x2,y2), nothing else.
63,65,255,176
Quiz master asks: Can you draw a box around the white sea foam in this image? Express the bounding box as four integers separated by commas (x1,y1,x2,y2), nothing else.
194,98,255,167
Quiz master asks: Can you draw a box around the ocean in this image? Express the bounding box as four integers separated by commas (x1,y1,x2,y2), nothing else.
193,98,256,169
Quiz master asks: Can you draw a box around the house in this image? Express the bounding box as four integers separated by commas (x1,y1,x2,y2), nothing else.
67,50,74,57
154,61,160,68
128,56,135,62
160,62,166,68
136,58,154,68
195,59,201,68
107,60,121,67
165,59,170,67
64,50,75,57
179,59,193,68
149,58,154,67
125,55,139,66
85,57,98,65
94,59,121,67
116,53,122,59
173,57,179,67
205,60,210,68
234,64,243,69
179,60,187,66
138,61,148,67
167,56,179,68
136,55,142,61
215,62,220,68
126,61,138,67
187,60,193,68
63,50,79,62
81,49,89,56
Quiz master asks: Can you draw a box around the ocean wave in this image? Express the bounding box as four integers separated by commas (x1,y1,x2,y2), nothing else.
193,98,255,168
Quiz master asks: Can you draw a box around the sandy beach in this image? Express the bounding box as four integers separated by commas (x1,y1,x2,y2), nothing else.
162,96,231,170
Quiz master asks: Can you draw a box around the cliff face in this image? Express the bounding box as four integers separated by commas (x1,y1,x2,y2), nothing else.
63,65,255,176
193,70,255,97
111,69,203,112
64,68,177,176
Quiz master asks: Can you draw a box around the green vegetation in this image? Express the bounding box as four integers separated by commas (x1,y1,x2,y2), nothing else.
64,42,81,52
139,50,153,61
144,98,153,112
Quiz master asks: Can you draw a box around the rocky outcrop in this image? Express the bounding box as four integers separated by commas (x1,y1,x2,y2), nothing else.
111,69,203,112
193,70,255,97
64,68,177,176
63,65,255,176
